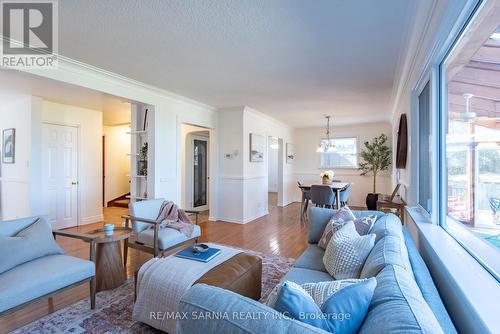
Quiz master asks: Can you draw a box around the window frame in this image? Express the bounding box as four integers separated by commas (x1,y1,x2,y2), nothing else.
436,0,500,282
318,136,358,169
413,71,440,223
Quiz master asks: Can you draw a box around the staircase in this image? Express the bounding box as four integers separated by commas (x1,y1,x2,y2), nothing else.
108,193,130,208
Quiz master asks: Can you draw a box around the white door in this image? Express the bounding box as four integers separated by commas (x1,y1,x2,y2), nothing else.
42,123,78,229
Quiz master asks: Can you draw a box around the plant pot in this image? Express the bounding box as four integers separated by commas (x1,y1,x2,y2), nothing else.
322,176,331,185
366,193,379,211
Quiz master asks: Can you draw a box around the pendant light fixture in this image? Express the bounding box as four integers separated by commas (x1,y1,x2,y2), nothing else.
316,115,336,153
460,93,476,122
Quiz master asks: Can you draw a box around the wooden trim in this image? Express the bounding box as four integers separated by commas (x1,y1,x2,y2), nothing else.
53,230,99,243
0,277,93,317
127,241,155,254
102,135,105,207
123,215,160,225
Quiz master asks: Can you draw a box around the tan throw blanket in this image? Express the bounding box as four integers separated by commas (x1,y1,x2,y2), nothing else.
155,200,194,237
132,243,243,333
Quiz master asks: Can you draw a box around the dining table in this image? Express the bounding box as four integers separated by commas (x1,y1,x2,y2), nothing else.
298,182,351,221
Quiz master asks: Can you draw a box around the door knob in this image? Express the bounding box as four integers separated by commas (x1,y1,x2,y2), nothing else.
71,181,78,185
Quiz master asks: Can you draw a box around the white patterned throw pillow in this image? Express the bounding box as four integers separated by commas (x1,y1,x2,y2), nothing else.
318,214,378,249
323,221,376,279
318,206,356,249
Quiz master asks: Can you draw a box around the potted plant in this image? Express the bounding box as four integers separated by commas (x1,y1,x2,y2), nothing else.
137,142,148,176
320,170,335,185
359,134,391,210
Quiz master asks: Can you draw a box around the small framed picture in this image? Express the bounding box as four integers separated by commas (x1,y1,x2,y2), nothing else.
2,128,15,164
286,143,294,164
249,133,264,162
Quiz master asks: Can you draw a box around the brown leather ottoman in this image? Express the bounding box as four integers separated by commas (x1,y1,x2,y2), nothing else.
194,252,262,300
134,252,262,301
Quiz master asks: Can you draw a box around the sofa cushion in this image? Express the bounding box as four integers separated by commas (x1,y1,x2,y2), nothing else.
359,265,444,334
137,224,201,250
318,215,378,250
403,229,457,334
130,198,165,234
321,278,376,334
360,235,411,278
0,218,64,274
307,208,384,244
323,222,375,279
368,213,403,243
180,284,328,334
294,244,327,272
282,267,334,285
317,206,355,249
0,216,46,237
268,278,372,309
270,279,377,334
274,281,331,331
0,255,95,313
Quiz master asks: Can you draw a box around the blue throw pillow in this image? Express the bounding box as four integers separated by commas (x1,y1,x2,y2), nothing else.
274,282,331,331
272,279,377,333
322,278,377,333
0,218,64,274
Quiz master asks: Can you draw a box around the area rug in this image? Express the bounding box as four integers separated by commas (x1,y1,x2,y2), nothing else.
13,249,294,334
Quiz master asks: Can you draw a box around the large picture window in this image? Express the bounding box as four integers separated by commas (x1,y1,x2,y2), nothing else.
441,7,500,278
319,137,357,168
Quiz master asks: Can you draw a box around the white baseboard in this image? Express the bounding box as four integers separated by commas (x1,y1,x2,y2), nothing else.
80,214,104,225
243,211,268,224
209,210,270,224
208,216,246,224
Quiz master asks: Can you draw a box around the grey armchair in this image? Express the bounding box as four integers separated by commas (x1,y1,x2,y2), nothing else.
123,199,201,258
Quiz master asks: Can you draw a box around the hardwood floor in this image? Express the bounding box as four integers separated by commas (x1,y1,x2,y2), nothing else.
0,201,310,333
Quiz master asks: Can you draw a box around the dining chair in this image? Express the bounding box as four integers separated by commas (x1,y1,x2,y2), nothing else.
339,184,353,207
298,181,311,222
310,185,336,209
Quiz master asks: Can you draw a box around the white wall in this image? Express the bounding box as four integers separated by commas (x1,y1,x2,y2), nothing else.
41,100,104,225
292,121,392,207
243,108,295,221
0,99,34,220
103,125,130,205
268,137,278,192
214,107,294,223
21,60,218,210
214,109,244,222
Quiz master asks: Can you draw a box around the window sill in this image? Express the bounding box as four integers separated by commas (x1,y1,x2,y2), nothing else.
406,207,500,334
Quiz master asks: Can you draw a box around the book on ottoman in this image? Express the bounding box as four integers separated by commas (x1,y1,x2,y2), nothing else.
175,246,221,263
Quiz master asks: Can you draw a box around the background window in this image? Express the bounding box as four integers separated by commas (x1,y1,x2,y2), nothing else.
320,137,357,168
418,81,432,214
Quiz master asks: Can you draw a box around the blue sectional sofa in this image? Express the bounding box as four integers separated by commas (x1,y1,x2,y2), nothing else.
178,208,457,334
0,216,96,315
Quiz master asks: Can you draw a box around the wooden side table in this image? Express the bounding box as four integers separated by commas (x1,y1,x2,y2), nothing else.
86,227,132,292
377,197,406,224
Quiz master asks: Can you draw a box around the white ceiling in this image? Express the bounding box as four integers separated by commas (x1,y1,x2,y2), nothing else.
0,70,130,126
57,0,413,127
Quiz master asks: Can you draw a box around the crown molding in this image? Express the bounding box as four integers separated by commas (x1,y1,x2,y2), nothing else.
389,0,438,121
0,36,217,112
